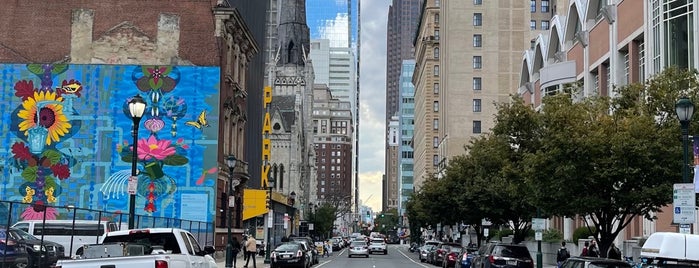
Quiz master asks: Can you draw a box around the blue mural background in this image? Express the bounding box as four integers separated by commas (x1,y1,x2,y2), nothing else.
0,64,220,223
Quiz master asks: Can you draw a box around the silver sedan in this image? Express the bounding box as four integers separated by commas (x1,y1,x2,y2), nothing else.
348,241,369,258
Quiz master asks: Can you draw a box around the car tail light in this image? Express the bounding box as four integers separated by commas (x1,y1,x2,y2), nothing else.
462,254,469,261
489,255,495,264
129,229,150,235
297,250,303,257
155,260,168,268
448,254,456,261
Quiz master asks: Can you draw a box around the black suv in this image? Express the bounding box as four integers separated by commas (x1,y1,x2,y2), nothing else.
470,243,534,268
2,228,65,268
561,257,631,268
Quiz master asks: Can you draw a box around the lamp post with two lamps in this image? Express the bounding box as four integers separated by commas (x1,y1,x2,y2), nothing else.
127,95,147,230
224,155,240,268
676,96,695,184
264,175,275,264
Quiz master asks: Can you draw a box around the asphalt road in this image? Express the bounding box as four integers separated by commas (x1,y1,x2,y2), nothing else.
317,244,433,268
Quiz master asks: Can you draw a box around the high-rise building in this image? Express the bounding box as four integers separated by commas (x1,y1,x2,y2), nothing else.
412,0,441,190
398,60,415,218
309,39,358,121
385,0,423,211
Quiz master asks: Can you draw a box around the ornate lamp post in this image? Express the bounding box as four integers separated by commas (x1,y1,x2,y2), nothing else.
676,96,695,184
264,175,276,264
127,95,146,229
224,155,240,268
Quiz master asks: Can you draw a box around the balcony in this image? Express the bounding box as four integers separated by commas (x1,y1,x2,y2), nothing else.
539,61,576,89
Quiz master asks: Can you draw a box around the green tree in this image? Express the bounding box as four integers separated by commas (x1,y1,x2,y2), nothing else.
525,77,681,256
309,203,337,239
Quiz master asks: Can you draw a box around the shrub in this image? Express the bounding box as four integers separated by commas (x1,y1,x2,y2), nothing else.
542,228,563,242
572,226,596,244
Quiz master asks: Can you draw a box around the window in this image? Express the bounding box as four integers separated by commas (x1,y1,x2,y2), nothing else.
473,34,482,47
433,101,439,112
473,99,482,112
433,155,439,166
434,30,440,40
530,20,536,30
474,0,482,4
433,83,440,94
433,119,439,130
473,120,482,134
473,13,482,26
541,20,550,30
434,14,439,24
473,77,482,90
433,137,439,148
435,0,440,6
473,56,482,69
434,65,440,76
542,0,550,12
434,48,440,59
531,0,536,12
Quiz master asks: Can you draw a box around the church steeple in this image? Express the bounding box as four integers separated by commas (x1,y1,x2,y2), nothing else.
277,0,310,66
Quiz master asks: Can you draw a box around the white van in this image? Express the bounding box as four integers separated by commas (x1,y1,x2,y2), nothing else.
641,232,699,266
12,220,119,258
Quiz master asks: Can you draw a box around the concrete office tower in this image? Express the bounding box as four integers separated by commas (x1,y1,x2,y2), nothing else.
412,0,440,191
265,0,318,215
434,1,531,180
398,60,416,218
385,0,423,211
309,39,358,123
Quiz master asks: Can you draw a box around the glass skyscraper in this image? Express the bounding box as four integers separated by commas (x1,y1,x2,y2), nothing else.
398,60,415,217
306,0,358,49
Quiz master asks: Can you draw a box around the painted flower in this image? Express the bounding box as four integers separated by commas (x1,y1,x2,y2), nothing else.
17,91,71,145
144,117,165,133
21,203,59,220
50,164,71,180
11,142,33,160
137,135,176,161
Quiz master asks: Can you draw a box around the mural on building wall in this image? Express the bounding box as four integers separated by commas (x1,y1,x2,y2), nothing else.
0,64,220,222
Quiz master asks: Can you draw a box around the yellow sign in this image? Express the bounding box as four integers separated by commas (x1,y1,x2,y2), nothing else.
243,189,268,220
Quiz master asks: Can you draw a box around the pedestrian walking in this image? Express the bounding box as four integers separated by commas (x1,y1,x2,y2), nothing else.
580,241,589,256
607,243,622,260
243,235,257,268
588,240,600,257
230,237,241,268
556,241,570,268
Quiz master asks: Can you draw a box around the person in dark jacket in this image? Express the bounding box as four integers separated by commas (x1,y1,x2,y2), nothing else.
588,240,600,257
607,243,622,260
230,237,241,267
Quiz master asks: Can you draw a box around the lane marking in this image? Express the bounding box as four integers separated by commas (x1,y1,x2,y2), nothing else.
396,246,431,268
314,248,347,267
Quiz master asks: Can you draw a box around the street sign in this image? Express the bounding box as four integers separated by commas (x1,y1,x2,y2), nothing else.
267,209,274,228
308,223,314,230
284,213,289,229
532,218,546,231
127,176,138,195
673,183,695,224
680,224,692,234
228,196,235,207
535,231,542,241
483,228,489,237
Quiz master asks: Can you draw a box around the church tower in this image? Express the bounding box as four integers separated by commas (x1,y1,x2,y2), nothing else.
277,0,310,66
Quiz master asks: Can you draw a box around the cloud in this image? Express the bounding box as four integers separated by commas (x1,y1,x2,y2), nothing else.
358,0,391,212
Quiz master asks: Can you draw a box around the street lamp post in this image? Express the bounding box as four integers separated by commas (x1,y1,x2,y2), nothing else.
676,96,695,184
224,155,239,268
264,175,275,264
127,95,146,230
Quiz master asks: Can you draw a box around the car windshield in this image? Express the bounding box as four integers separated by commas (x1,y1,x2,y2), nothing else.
276,243,300,251
495,246,531,258
9,228,38,240
450,246,463,253
351,242,366,247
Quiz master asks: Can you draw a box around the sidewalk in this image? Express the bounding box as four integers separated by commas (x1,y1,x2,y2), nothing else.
215,252,267,268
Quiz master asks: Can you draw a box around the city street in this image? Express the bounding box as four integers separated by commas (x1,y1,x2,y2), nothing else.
317,244,430,268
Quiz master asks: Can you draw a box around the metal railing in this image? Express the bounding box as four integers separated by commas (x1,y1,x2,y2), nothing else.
0,200,213,264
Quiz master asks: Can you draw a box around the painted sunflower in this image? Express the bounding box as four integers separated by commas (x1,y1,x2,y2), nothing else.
18,91,71,145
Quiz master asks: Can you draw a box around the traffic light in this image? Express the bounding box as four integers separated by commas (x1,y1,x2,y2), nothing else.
266,191,271,209
380,214,385,218
366,211,370,217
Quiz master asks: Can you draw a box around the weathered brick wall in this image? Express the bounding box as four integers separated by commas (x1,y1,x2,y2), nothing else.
0,0,219,65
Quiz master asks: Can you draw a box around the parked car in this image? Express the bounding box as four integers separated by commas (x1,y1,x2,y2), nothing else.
368,238,387,255
271,242,310,268
347,241,369,258
0,229,29,268
3,228,65,268
12,220,119,258
561,257,631,268
470,243,534,268
455,246,479,268
289,236,318,265
433,242,462,265
442,244,464,268
420,241,440,263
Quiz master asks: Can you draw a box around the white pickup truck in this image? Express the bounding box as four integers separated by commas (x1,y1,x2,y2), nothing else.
55,228,217,268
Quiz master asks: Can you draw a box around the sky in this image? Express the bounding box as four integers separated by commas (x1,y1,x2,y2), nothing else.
357,0,391,212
